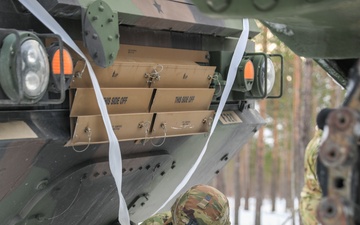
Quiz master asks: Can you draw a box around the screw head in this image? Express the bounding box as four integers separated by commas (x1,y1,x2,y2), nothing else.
36,214,45,222
36,179,49,190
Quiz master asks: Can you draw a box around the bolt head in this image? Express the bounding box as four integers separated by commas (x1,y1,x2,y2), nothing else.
36,179,49,190
36,214,45,222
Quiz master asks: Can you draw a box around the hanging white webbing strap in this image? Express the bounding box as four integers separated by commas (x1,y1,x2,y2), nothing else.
18,1,130,225
155,18,250,214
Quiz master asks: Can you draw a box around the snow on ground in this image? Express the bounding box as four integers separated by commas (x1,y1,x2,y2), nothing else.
228,198,300,225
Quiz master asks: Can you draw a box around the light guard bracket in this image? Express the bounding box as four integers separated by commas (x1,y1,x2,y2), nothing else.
0,29,69,105
244,52,283,99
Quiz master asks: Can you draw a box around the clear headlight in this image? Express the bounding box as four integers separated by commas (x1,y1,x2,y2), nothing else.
247,54,278,98
261,57,275,94
20,39,49,99
0,32,50,103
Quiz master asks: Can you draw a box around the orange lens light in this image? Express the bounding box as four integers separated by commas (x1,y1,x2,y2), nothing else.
51,49,73,75
244,60,254,80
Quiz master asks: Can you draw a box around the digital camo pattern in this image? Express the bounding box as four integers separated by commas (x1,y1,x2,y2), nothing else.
141,211,172,225
171,184,230,225
300,129,322,225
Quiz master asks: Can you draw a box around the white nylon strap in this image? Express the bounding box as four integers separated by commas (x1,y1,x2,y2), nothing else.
155,18,250,213
18,1,130,225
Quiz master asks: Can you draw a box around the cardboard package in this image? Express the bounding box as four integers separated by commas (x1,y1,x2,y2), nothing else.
71,44,215,89
68,44,217,145
70,88,154,116
150,88,215,112
69,113,154,145
150,110,215,138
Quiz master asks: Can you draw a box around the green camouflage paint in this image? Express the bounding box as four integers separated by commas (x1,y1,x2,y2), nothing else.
192,0,360,59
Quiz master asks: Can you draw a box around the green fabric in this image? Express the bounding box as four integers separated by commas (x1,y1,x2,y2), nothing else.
171,185,230,225
300,129,322,225
142,185,230,225
141,212,172,225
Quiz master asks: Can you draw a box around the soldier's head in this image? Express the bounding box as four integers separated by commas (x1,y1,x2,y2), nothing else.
171,184,230,225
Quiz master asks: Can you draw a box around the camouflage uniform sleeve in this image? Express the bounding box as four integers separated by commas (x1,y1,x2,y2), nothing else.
140,211,172,225
300,129,323,225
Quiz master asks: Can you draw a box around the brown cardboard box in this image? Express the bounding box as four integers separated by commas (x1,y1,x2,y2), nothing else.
70,44,214,88
71,61,151,88
71,61,215,89
150,88,215,112
149,64,215,88
117,45,209,63
70,88,154,116
70,113,154,145
67,44,217,146
71,59,215,89
150,110,214,138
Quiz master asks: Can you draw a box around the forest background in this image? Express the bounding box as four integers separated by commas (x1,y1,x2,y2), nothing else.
208,23,345,225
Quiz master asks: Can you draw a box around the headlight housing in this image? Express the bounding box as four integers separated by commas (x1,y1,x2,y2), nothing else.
0,32,50,103
249,54,276,98
240,53,283,99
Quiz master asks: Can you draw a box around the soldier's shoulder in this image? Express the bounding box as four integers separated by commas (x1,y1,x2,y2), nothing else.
141,211,172,225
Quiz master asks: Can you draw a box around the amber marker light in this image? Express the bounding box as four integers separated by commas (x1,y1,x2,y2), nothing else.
234,58,255,92
51,48,73,75
244,60,255,80
47,43,74,93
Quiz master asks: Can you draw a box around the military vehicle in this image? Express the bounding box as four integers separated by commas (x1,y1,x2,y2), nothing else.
191,1,360,225
0,0,356,225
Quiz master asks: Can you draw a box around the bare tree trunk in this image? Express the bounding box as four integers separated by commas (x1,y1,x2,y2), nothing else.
255,99,266,225
255,26,268,225
286,125,293,210
291,55,302,225
211,176,217,189
224,159,234,197
216,169,226,195
283,93,293,210
279,130,286,200
297,58,313,225
330,77,343,107
234,151,241,225
299,58,313,185
271,100,279,212
243,143,251,210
